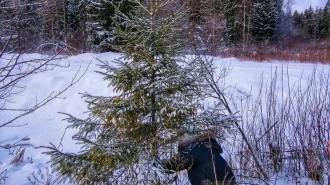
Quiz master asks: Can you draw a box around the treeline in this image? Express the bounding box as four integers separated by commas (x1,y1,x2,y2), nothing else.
1,0,330,54
293,4,330,39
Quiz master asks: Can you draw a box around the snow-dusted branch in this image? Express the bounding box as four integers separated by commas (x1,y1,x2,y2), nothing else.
195,53,269,180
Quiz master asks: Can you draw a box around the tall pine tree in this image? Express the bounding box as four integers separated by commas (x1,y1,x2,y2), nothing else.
293,10,303,28
44,0,211,184
320,0,330,38
251,0,279,41
85,0,138,52
304,6,315,37
223,0,242,45
66,0,82,33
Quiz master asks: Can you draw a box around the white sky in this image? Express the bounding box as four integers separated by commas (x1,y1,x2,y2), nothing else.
292,0,328,12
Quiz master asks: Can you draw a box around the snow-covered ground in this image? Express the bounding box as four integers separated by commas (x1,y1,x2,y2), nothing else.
0,52,329,185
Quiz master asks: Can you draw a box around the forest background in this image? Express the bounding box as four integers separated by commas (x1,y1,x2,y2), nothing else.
1,0,330,62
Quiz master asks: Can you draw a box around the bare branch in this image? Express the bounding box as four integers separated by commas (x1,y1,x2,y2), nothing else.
0,61,91,128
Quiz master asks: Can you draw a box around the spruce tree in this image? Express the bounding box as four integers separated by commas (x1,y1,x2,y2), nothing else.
44,0,212,184
251,0,279,41
85,0,138,52
320,1,330,38
66,0,82,32
312,7,322,39
293,10,303,28
223,0,242,45
304,6,315,37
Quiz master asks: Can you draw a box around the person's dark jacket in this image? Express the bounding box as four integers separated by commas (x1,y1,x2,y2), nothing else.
158,131,236,185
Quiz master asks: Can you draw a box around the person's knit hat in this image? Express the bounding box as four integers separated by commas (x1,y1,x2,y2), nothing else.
178,133,195,147
177,127,218,149
177,125,196,147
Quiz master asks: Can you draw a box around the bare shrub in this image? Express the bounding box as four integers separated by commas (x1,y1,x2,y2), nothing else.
0,169,7,184
28,167,62,185
227,66,330,182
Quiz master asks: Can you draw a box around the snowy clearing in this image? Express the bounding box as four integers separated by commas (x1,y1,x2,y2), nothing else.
0,52,329,185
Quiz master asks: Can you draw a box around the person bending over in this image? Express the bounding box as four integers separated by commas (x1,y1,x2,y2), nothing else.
155,129,236,185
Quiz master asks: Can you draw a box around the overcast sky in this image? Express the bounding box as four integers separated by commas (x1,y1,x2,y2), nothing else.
292,0,328,12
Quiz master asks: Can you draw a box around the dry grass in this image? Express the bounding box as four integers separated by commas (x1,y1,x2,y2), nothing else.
225,67,330,183
219,39,330,63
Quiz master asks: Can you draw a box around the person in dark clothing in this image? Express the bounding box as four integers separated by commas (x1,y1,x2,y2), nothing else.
155,130,236,185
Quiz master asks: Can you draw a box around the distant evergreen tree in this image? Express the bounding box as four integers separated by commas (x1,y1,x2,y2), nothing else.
250,0,279,41
292,10,309,36
64,0,87,51
293,10,303,28
85,0,138,52
223,0,242,45
320,0,330,38
293,2,330,39
312,7,322,39
44,0,215,184
66,0,82,32
304,6,315,37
